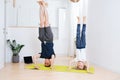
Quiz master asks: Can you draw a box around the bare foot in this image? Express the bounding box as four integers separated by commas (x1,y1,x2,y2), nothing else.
37,0,43,5
37,0,48,7
37,0,46,6
77,16,80,24
37,0,43,2
83,16,86,24
42,1,48,7
70,0,80,3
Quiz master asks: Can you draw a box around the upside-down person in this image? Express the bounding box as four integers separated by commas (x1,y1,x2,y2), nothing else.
69,16,90,72
33,0,55,69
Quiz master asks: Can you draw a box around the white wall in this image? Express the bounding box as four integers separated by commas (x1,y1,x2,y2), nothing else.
6,0,67,27
69,0,87,56
0,0,5,69
87,0,120,73
6,0,70,62
6,0,39,26
69,1,81,56
6,28,40,62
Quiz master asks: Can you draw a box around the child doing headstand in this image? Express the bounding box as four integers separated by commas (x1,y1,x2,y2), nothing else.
69,16,89,71
33,0,55,69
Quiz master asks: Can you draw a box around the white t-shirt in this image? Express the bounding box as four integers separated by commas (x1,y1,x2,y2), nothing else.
74,49,86,62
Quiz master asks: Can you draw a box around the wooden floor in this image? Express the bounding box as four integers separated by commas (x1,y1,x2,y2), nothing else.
0,56,120,80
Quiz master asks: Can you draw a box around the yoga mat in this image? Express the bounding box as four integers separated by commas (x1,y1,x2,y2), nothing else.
25,64,94,74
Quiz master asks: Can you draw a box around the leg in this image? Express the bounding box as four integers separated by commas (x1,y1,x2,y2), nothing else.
42,2,53,42
80,16,86,48
45,27,53,42
83,16,86,24
38,27,45,42
38,1,53,42
80,24,86,48
38,2,50,41
76,17,81,49
44,6,50,27
38,1,46,42
39,2,45,28
39,0,49,27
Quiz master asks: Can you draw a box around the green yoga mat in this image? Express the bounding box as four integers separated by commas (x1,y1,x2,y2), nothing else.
25,64,94,74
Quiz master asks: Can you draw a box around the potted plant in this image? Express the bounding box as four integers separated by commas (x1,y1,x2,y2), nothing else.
7,39,25,63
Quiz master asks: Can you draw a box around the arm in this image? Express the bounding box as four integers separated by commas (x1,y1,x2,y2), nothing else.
32,53,41,69
85,61,90,72
68,58,76,70
50,55,55,69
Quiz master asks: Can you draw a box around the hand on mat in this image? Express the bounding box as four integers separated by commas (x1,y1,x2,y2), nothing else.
33,67,39,70
34,65,40,70
67,66,72,70
67,68,70,71
87,69,92,74
50,66,55,70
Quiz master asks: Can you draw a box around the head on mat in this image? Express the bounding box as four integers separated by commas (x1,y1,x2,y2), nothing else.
76,61,87,70
44,59,51,67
